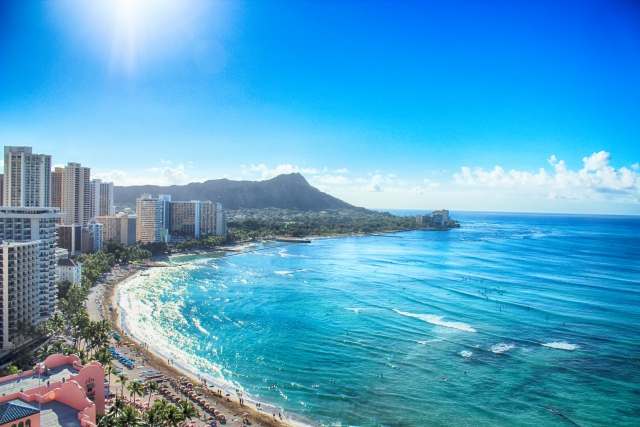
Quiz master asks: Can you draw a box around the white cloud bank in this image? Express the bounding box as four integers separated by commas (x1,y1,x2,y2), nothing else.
453,151,640,203
94,164,190,186
241,164,321,180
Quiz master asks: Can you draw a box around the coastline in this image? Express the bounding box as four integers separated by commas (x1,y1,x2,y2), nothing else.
95,232,418,427
99,255,317,427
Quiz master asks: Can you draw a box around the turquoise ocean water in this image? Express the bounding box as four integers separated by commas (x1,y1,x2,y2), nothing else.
119,212,640,426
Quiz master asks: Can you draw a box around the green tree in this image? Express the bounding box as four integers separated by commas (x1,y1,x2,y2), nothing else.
127,380,145,403
116,373,128,397
162,405,185,427
176,399,199,422
117,405,140,427
145,380,159,407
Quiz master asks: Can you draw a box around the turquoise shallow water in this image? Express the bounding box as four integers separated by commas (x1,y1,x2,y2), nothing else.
119,213,640,427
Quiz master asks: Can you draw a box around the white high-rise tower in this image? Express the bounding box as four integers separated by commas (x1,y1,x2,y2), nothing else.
3,146,52,207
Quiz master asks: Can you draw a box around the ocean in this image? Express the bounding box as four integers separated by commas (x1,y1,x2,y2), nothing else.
118,212,640,426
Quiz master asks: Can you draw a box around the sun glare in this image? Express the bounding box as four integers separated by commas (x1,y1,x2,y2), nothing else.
65,0,207,75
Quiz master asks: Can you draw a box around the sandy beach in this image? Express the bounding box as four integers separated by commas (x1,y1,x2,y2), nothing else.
92,263,306,427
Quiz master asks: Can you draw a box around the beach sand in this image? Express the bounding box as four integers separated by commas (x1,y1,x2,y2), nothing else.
95,265,306,427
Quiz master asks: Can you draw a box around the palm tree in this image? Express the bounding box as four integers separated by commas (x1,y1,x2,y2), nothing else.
105,364,117,391
94,348,113,368
162,405,185,427
52,340,67,354
127,380,145,403
91,319,111,354
176,399,199,423
145,380,159,407
49,312,65,335
116,373,128,397
142,407,163,427
36,343,54,361
153,398,169,413
76,349,89,365
117,405,140,427
106,395,125,418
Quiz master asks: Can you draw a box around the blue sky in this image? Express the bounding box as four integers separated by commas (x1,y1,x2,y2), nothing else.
1,0,639,214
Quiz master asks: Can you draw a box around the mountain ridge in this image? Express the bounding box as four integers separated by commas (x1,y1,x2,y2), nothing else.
113,173,359,211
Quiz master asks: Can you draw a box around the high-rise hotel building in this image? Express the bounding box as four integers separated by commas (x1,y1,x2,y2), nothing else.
62,163,91,226
0,240,39,350
3,146,51,207
216,203,227,236
95,214,137,246
90,179,115,218
136,194,166,244
169,200,217,238
0,207,65,350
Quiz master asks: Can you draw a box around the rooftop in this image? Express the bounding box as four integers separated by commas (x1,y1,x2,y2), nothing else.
0,365,75,397
58,258,81,267
40,401,82,427
0,399,39,424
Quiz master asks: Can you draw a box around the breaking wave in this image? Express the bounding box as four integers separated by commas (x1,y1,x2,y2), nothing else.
542,342,578,351
491,343,516,354
393,309,477,332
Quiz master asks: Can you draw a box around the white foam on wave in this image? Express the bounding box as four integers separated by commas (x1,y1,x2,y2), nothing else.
459,350,473,358
393,309,477,332
491,343,516,353
275,270,293,275
192,317,209,336
278,249,307,258
346,308,361,314
542,342,578,351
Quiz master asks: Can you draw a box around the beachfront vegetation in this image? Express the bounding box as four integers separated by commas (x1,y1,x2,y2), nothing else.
227,208,420,239
96,395,200,427
140,241,171,256
174,235,231,252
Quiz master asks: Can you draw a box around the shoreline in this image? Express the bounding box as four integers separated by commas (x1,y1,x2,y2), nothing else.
100,252,317,427
97,231,423,427
166,229,417,261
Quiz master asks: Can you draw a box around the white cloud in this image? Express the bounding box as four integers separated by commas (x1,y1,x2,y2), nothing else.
160,159,171,165
453,151,640,203
245,163,321,180
334,168,349,174
583,151,610,171
94,164,190,186
313,174,351,184
632,163,639,171
345,173,433,195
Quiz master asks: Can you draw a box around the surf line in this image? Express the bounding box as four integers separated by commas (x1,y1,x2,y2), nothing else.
541,406,582,426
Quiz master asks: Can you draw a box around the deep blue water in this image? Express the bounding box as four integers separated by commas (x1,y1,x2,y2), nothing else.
119,213,640,426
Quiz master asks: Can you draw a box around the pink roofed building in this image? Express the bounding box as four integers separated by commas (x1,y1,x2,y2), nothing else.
0,354,104,427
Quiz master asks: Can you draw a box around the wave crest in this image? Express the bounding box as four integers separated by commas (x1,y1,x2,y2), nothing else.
542,342,578,351
491,343,516,353
393,309,477,332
